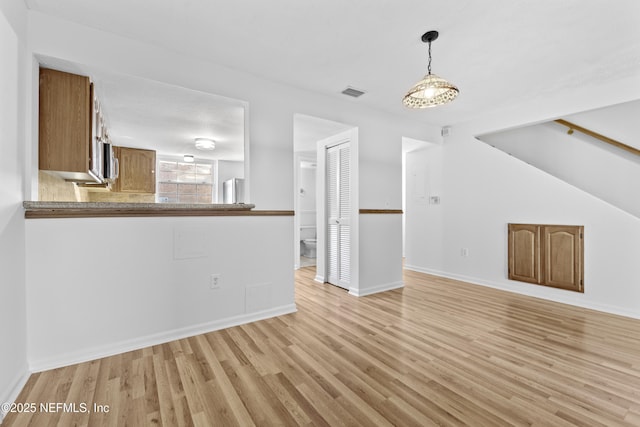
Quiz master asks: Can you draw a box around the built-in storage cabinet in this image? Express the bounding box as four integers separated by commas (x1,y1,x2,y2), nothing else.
508,223,584,292
39,68,93,181
508,224,540,284
541,225,584,291
112,147,156,194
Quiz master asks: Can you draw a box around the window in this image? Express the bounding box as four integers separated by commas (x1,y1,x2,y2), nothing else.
157,159,217,203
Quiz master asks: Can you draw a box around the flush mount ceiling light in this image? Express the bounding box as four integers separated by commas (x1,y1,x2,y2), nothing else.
183,154,195,163
403,30,459,109
194,138,216,151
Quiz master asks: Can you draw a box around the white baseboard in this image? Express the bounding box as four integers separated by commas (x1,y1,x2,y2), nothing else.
404,264,640,320
314,274,325,283
0,365,30,422
349,281,404,297
29,304,297,373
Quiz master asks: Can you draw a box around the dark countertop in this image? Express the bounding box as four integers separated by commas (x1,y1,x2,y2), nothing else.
23,201,294,219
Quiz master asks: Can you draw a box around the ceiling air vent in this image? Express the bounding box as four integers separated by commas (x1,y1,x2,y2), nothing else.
341,87,366,98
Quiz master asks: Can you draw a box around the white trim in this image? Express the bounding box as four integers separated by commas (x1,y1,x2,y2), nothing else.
242,102,250,204
404,264,640,320
349,129,360,291
0,365,30,422
349,281,404,297
314,274,325,283
28,304,297,373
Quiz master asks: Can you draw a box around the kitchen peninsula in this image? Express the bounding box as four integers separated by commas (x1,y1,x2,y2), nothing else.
23,201,294,218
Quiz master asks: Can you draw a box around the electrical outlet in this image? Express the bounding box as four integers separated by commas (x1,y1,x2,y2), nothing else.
210,274,220,289
461,248,469,257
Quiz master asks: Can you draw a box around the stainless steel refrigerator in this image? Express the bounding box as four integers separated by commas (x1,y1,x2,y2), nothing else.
223,178,245,204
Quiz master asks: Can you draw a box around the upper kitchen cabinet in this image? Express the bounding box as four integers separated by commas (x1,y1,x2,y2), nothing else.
112,146,156,194
39,68,103,183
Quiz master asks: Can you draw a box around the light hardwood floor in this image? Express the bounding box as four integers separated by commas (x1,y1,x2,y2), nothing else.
4,268,640,426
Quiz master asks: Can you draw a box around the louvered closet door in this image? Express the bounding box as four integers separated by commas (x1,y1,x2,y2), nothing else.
326,142,350,289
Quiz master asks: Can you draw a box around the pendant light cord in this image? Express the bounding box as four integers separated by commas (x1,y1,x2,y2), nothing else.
427,41,432,75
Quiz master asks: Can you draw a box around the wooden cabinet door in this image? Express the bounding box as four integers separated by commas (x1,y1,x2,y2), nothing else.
508,224,540,284
541,225,584,292
39,68,91,173
113,147,156,193
508,223,584,293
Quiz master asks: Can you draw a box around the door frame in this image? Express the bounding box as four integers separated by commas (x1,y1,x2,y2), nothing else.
315,128,359,293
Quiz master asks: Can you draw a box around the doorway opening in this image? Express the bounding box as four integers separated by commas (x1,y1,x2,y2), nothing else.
293,114,356,280
402,136,440,269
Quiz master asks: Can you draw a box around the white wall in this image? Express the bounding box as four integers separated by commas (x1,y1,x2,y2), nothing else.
22,11,439,371
404,50,640,319
298,164,316,241
356,125,410,294
480,121,640,218
406,132,640,318
404,145,445,270
26,216,294,370
0,0,28,419
299,166,316,215
356,214,404,296
26,11,437,210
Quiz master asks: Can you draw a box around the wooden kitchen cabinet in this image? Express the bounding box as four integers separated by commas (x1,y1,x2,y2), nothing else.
508,223,584,292
112,147,156,194
39,68,92,178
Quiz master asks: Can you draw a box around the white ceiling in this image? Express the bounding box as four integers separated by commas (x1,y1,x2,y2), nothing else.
293,114,354,154
478,98,640,153
26,0,640,147
38,56,246,161
563,99,640,151
95,73,246,162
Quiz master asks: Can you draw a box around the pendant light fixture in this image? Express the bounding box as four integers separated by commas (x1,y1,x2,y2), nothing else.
403,30,459,108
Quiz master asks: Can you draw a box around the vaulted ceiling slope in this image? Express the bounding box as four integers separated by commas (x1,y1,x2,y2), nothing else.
479,99,640,219
24,0,640,128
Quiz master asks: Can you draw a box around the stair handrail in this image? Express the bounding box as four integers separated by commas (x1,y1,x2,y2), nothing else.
554,119,640,157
